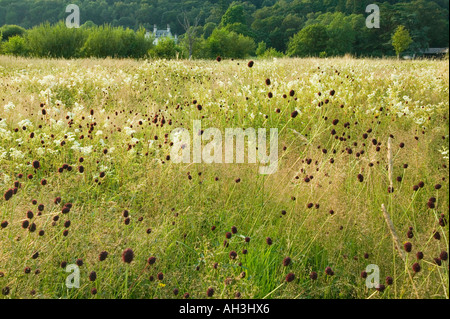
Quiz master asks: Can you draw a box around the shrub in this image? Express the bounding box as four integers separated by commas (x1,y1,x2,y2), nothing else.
205,28,255,59
0,25,26,41
26,22,87,58
1,35,29,56
149,37,181,59
81,25,152,58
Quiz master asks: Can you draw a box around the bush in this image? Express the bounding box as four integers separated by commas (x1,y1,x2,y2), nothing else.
1,35,29,56
258,48,284,59
205,28,255,59
81,25,152,58
26,22,87,58
149,37,181,59
0,25,26,41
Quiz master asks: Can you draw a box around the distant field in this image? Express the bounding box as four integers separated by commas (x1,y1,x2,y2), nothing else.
0,56,448,299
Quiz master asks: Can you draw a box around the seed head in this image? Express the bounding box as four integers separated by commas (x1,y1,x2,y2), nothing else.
122,248,134,263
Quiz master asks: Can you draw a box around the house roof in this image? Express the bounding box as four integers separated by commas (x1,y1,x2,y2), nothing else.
155,30,171,38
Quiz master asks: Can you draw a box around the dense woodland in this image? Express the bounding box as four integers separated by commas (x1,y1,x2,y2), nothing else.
0,0,449,58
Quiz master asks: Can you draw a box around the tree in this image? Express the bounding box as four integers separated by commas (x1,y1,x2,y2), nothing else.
178,11,200,60
287,24,329,57
392,25,413,58
220,3,246,27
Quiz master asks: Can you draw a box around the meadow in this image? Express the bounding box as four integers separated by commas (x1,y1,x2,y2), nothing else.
0,55,448,299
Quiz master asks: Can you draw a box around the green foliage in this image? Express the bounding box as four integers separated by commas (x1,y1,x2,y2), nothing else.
0,24,26,41
81,25,152,59
220,3,246,27
205,28,255,59
149,37,181,60
256,42,283,58
392,25,413,58
1,35,28,56
255,41,267,56
287,24,329,57
26,22,87,58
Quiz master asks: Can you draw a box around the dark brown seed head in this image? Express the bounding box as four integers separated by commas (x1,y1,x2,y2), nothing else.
404,242,412,253
207,287,214,297
122,248,134,263
376,284,386,292
89,271,97,281
385,276,393,285
99,251,108,261
283,257,291,266
412,263,421,273
325,267,334,276
32,161,40,169
147,256,156,265
285,273,295,282
434,258,442,266
433,231,441,240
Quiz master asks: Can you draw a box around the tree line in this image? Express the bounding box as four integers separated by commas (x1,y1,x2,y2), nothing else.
0,0,448,59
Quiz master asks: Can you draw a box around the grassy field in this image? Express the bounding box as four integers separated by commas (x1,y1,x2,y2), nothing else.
0,56,448,299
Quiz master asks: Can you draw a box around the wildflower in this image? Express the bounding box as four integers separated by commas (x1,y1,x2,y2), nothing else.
122,248,134,263
147,256,156,265
89,271,97,282
404,242,412,252
283,257,291,266
385,276,393,285
325,267,334,276
285,273,295,282
99,251,108,261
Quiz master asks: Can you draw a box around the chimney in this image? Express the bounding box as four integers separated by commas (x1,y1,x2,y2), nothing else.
167,24,170,33
153,24,157,34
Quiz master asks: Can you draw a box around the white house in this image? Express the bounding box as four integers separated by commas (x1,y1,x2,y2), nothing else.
146,24,178,45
